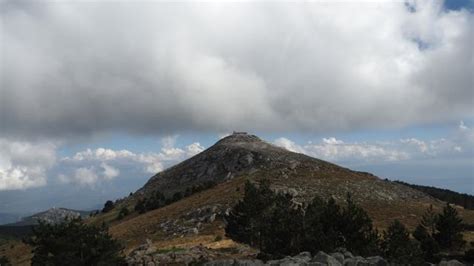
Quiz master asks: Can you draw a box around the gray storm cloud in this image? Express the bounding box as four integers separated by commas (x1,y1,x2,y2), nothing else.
1,0,473,139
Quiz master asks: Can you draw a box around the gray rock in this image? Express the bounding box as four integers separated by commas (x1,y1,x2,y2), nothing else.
234,259,265,266
330,252,344,264
293,251,312,262
266,259,282,265
209,213,217,223
343,251,354,259
145,246,157,255
437,260,464,266
312,251,342,266
365,256,387,266
204,259,235,266
279,260,303,266
344,256,368,266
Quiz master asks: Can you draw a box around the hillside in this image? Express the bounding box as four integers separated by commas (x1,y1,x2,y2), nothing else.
104,133,474,252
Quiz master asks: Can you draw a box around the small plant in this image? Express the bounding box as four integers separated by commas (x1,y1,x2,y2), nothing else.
102,200,115,213
0,255,11,266
214,235,223,242
117,207,130,220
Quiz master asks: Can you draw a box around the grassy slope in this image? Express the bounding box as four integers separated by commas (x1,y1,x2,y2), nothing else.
107,174,474,254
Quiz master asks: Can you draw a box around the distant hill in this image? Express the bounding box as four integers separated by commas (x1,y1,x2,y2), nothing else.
8,207,91,227
0,208,92,239
394,180,474,210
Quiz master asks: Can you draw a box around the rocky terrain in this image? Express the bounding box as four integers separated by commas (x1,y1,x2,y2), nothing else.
126,241,466,266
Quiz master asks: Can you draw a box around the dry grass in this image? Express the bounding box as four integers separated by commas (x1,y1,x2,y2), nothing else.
109,177,247,253
0,239,31,266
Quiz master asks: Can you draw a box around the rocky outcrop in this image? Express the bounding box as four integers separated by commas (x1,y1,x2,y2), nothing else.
127,244,468,266
126,241,254,266
155,204,227,239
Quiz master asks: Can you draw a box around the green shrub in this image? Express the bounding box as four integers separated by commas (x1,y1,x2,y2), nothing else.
24,218,126,265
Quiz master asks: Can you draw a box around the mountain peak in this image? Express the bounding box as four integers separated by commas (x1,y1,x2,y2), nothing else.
137,133,319,197
216,132,261,145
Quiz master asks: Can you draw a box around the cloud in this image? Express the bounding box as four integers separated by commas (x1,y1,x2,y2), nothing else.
275,137,409,163
0,1,472,139
0,139,57,190
274,121,474,164
58,137,205,186
100,163,119,180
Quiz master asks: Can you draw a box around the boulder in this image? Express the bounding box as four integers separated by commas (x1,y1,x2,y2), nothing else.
343,251,354,259
293,251,312,262
344,256,369,266
209,213,217,223
203,259,235,266
437,260,464,266
365,256,387,266
330,252,345,264
234,259,265,266
312,251,342,266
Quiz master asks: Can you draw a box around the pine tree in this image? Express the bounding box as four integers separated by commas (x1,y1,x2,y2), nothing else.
413,205,440,262
421,205,438,236
25,218,126,265
262,193,303,256
303,196,326,254
225,179,275,247
413,224,439,262
319,197,344,251
435,203,465,249
382,220,423,264
340,194,380,256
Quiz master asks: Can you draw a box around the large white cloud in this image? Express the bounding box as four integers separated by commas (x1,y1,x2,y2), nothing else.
0,0,472,138
0,139,57,190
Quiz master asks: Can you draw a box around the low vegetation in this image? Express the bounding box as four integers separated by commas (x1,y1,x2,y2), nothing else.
226,179,472,263
0,255,11,266
134,181,217,214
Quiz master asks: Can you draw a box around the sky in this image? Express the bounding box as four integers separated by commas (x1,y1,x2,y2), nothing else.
0,0,473,215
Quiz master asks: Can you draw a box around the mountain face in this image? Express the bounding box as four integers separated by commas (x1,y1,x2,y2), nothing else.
136,132,429,208
138,132,325,197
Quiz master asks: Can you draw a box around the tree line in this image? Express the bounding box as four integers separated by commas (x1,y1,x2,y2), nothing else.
395,180,474,210
225,180,472,264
